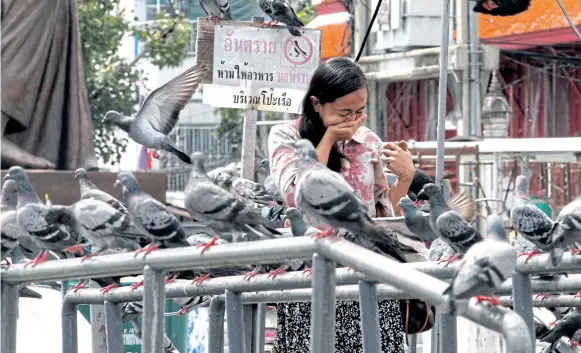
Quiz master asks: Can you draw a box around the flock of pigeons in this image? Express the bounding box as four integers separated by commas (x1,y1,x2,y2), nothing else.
2,138,581,351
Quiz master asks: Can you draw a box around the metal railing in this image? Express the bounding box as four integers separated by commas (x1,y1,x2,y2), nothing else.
5,236,578,353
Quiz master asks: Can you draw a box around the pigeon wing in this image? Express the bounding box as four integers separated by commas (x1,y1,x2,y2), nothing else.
272,0,304,26
436,211,482,253
137,63,208,135
134,199,185,242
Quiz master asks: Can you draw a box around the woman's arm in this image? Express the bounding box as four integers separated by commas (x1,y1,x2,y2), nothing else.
268,124,301,206
389,175,413,212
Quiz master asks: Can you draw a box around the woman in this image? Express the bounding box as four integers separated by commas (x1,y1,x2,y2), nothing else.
268,57,415,353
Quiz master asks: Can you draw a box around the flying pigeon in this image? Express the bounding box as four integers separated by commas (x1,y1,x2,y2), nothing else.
397,197,439,247
184,152,281,246
3,166,78,266
199,0,233,21
443,214,517,310
74,168,128,214
213,171,274,204
258,0,304,36
539,309,581,353
102,63,208,164
417,183,484,264
44,198,142,261
472,0,531,16
293,139,409,263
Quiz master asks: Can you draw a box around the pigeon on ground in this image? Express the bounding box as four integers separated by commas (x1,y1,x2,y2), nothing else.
74,168,128,214
213,171,274,204
417,183,484,264
472,0,531,16
199,0,233,21
444,214,517,311
539,309,581,353
293,139,409,263
511,204,581,267
44,199,142,261
398,197,439,247
3,167,78,266
184,152,281,246
102,63,208,164
258,0,304,36
257,159,283,204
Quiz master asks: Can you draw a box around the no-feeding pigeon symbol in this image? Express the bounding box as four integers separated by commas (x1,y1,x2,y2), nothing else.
283,36,313,66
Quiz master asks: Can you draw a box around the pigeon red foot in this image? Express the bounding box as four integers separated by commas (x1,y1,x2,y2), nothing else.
192,273,211,285
474,296,502,306
312,228,335,239
207,15,222,24
151,150,161,159
303,267,313,278
68,281,88,293
165,274,179,284
267,266,287,279
518,249,541,263
1,258,12,268
548,320,558,328
64,244,87,255
243,271,259,281
134,242,161,258
177,307,192,316
25,251,49,267
438,254,460,266
131,280,144,291
536,293,550,301
569,248,581,255
571,339,580,347
574,292,581,298
197,236,220,254
100,283,119,294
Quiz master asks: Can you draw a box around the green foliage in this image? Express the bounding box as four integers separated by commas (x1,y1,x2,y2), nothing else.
296,2,316,25
78,0,191,164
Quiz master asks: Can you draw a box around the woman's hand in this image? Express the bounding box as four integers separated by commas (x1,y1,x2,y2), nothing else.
381,142,415,181
324,114,367,143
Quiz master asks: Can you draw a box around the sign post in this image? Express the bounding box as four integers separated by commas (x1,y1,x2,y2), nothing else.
195,18,322,180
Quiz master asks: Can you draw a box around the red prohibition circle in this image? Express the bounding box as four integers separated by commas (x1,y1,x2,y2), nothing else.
283,36,313,66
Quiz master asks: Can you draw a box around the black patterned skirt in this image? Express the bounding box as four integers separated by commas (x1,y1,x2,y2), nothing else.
272,300,404,353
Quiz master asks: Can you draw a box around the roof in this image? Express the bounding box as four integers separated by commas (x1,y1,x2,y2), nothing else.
478,0,581,47
185,0,265,21
306,12,351,59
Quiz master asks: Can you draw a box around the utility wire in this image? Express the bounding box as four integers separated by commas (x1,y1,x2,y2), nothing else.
354,0,383,62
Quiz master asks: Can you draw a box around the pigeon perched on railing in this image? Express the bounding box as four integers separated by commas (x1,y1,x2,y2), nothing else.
1,180,26,267
74,168,128,214
258,0,304,36
199,0,233,21
397,197,439,247
417,183,484,264
257,159,284,204
1,179,18,213
184,152,281,246
102,63,208,164
444,214,517,312
3,166,78,266
292,139,409,263
539,309,581,352
213,171,274,204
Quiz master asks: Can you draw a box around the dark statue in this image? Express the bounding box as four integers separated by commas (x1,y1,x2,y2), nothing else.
1,0,98,170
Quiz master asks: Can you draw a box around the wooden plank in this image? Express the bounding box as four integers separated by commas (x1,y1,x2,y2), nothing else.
0,170,167,205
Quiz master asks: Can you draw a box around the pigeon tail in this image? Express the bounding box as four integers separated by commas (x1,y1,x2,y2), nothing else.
163,139,192,164
287,26,302,36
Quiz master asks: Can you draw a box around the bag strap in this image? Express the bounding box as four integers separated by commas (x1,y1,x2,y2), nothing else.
404,300,432,339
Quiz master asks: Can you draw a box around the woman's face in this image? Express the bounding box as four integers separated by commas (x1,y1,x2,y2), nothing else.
312,87,367,127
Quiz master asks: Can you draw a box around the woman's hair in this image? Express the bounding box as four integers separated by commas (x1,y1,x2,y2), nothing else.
299,57,367,172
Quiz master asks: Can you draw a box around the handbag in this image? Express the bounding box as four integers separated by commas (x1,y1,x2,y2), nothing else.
400,299,436,335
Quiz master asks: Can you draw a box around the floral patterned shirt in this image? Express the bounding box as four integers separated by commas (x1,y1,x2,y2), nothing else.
268,119,395,228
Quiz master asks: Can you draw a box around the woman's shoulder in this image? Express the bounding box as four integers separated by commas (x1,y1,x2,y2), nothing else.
269,120,301,141
355,125,382,144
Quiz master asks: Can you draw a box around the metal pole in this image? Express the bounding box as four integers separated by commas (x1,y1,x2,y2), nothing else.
435,0,452,182
468,3,481,137
225,290,246,353
104,301,124,353
61,300,78,353
142,266,166,353
208,296,226,353
511,271,535,349
358,281,381,353
408,334,418,353
310,253,336,353
243,305,254,353
1,283,18,353
438,313,457,353
252,304,267,353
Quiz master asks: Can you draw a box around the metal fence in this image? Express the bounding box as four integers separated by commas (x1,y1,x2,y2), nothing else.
4,235,580,353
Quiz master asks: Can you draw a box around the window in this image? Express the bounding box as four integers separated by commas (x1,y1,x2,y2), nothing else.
146,0,170,20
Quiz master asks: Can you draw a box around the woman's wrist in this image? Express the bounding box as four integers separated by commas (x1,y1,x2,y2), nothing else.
316,132,335,165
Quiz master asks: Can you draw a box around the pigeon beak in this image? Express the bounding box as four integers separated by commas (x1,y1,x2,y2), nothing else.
73,174,78,180
2,174,11,182
113,180,120,188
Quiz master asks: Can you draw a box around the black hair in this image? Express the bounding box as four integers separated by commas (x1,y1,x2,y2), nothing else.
299,57,367,172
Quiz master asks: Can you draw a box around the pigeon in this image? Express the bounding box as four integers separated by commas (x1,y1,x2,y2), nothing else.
539,309,581,353
573,329,581,347
184,152,281,246
44,199,142,261
417,183,484,264
428,238,456,261
293,139,409,263
3,167,78,266
199,0,233,21
115,172,188,253
258,0,304,36
283,207,319,237
213,171,274,204
74,168,128,214
1,179,18,213
258,159,283,204
443,214,517,310
102,63,208,164
472,0,531,16
397,197,439,247
511,203,581,266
